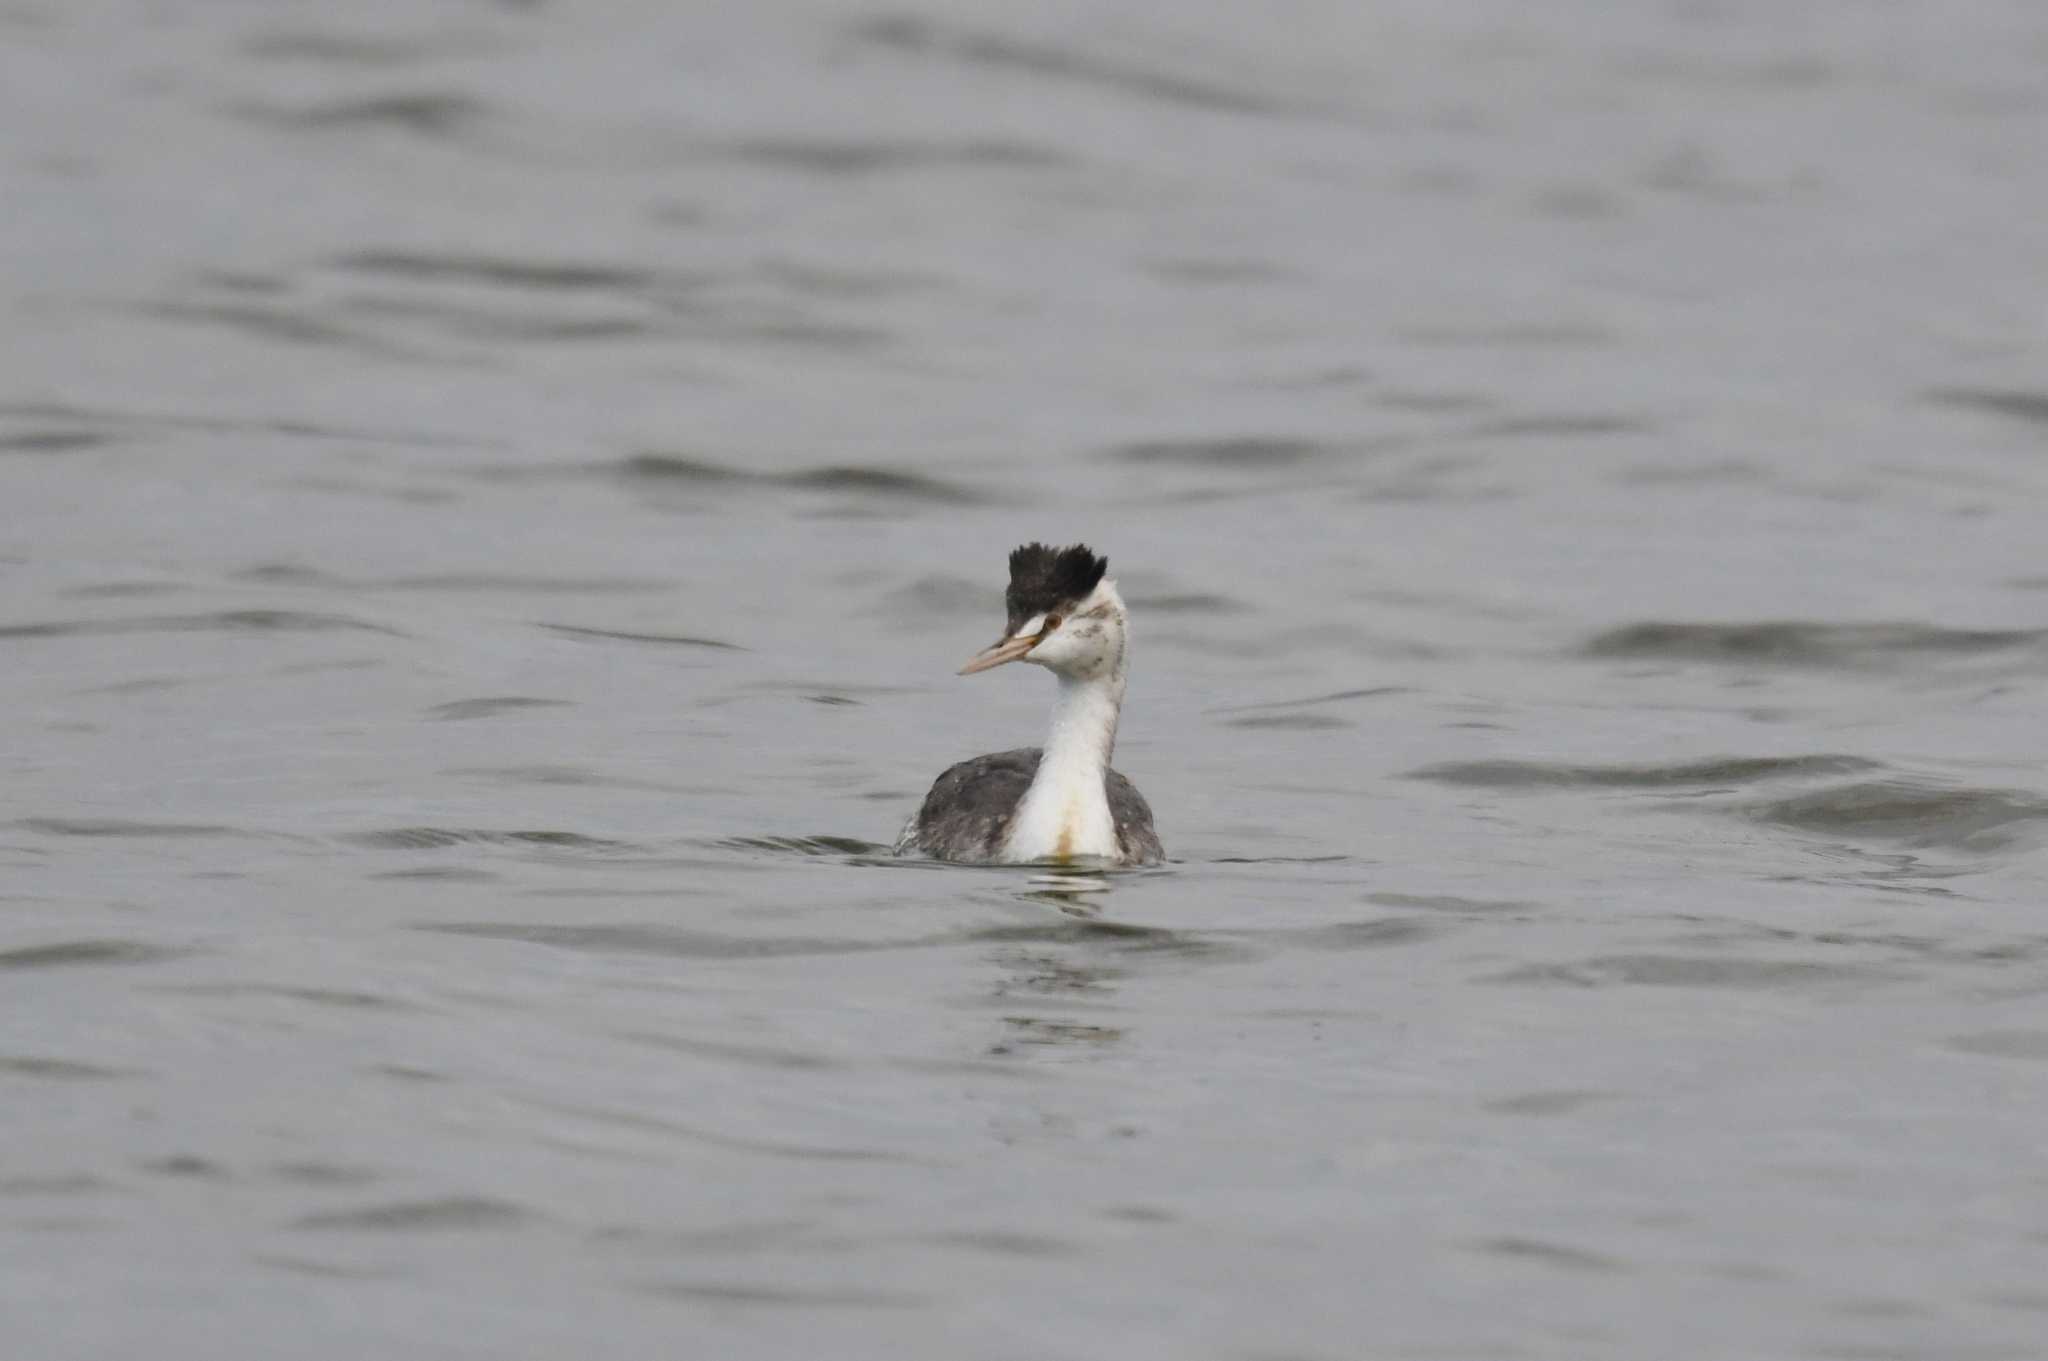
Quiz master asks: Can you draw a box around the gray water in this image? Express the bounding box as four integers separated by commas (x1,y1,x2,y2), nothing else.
6,2,2048,1357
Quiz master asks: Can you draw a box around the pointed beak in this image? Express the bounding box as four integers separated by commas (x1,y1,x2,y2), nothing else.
959,632,1039,675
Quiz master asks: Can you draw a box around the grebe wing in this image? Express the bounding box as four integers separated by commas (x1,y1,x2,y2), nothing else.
895,747,1041,862
1106,768,1164,866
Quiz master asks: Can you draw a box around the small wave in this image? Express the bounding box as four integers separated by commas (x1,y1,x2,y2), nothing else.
135,301,406,356
1614,458,1764,486
347,828,630,851
619,1031,844,1072
139,1156,224,1179
236,92,491,137
621,454,985,505
1377,390,1492,413
1946,1031,2048,1061
1368,892,1535,914
341,294,653,343
1580,620,2046,668
334,249,657,292
756,260,940,299
62,582,186,600
1142,257,1299,287
1483,1090,1615,1116
242,30,495,66
1470,1236,1626,1274
720,835,887,857
996,1017,1124,1048
791,467,979,501
0,1174,110,1197
159,983,420,1012
440,764,672,791
1925,388,2048,426
423,922,903,959
522,1094,920,1164
917,1229,1080,1259
0,430,111,453
1103,436,1325,468
538,624,742,650
1469,414,1652,439
388,574,671,595
1742,779,2048,851
636,1280,927,1309
1266,918,1439,950
716,135,1067,175
18,818,254,838
293,1196,534,1232
1407,754,1880,790
0,940,187,970
1398,321,1615,348
847,14,1307,117
1213,686,1407,715
1220,713,1351,731
0,400,491,449
0,1056,134,1081
1487,953,1899,989
424,697,572,720
0,610,399,640
967,919,1221,954
274,1162,381,1186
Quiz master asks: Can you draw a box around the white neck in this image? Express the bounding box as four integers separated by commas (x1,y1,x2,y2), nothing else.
1002,668,1125,864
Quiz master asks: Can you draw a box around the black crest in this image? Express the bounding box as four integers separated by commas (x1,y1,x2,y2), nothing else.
1005,542,1107,632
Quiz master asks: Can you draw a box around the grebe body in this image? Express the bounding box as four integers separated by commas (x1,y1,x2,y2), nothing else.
894,543,1162,867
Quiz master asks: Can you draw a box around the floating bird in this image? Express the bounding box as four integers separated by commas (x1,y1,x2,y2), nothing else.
894,543,1163,866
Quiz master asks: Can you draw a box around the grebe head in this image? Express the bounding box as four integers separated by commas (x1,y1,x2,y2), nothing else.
960,542,1126,681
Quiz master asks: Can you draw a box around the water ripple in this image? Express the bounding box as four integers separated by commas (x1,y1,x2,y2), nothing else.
1581,621,2046,669
0,940,187,970
1947,1031,2048,1061
423,922,912,960
1487,953,1901,989
19,818,257,838
425,697,572,720
635,1280,926,1309
1103,436,1327,468
0,1056,136,1080
293,1196,534,1232
847,14,1311,117
621,454,985,505
0,610,400,640
1470,1236,1627,1273
1407,754,1881,790
716,135,1068,175
522,1095,922,1165
236,92,492,137
335,249,659,292
348,828,632,852
1925,388,2048,426
1742,780,2048,852
0,430,111,453
720,835,888,857
538,624,742,650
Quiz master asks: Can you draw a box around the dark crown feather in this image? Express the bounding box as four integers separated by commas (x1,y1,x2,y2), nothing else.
1005,542,1107,630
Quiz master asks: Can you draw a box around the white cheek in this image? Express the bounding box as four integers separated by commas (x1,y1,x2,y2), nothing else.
1011,614,1046,639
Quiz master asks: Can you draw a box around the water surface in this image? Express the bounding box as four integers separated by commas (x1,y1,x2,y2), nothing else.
5,2,2048,1358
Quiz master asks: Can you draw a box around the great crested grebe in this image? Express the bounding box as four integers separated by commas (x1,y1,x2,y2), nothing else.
893,542,1163,867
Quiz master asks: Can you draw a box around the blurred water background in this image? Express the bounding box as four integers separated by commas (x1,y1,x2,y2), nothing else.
6,2,2048,1357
